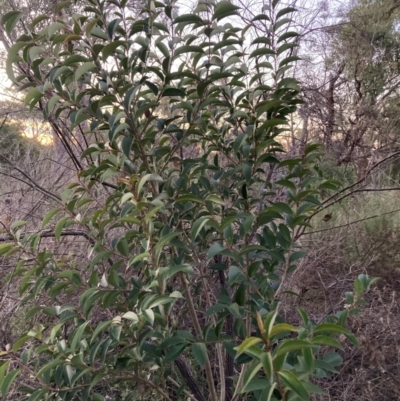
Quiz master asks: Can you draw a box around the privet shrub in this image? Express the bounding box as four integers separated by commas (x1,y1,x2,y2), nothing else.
0,1,377,400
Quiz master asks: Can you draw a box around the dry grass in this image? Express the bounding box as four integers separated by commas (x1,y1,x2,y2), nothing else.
280,191,400,400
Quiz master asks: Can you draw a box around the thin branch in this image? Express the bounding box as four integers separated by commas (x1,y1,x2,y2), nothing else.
0,113,8,130
0,171,61,203
353,187,400,192
0,230,93,243
317,150,400,213
167,374,199,401
303,207,400,236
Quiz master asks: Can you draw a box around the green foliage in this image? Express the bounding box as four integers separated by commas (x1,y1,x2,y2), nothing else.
318,156,357,188
333,0,400,101
0,0,376,400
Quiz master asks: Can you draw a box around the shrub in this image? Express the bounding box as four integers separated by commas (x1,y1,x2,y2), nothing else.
0,1,376,400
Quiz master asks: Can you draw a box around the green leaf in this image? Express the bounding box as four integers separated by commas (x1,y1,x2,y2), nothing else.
24,88,43,111
128,251,149,266
278,31,300,43
289,251,307,263
206,195,225,205
174,45,204,58
155,232,180,261
117,238,129,256
242,380,272,394
234,337,262,357
311,336,343,349
212,1,240,21
207,243,226,260
122,312,139,322
145,80,158,95
30,15,49,30
1,11,22,36
314,359,338,373
264,311,278,338
50,323,64,343
90,26,108,40
55,217,68,241
91,321,111,341
1,369,20,397
160,264,194,280
278,370,310,401
41,208,60,228
273,18,292,32
174,14,204,24
302,382,326,395
276,7,297,19
242,360,263,392
143,308,155,325
279,55,301,68
121,137,133,158
191,217,210,242
156,42,170,58
252,14,270,22
269,323,298,338
75,62,97,80
12,335,30,353
71,321,90,352
250,48,276,58
274,339,313,357
297,307,309,325
164,343,186,363
55,0,71,13
29,46,44,62
0,362,9,387
175,194,205,204
136,173,163,195
303,347,314,373
6,42,26,83
47,21,66,37
213,39,243,51
313,324,358,346
323,352,343,367
260,352,273,380
146,295,175,309
205,303,226,316
260,383,277,401
192,343,207,369
102,40,126,60
0,243,13,256
162,88,186,97
37,360,65,379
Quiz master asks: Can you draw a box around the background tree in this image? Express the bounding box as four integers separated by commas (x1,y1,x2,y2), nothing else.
299,0,400,178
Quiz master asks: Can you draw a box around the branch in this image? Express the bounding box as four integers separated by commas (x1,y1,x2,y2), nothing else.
317,150,400,213
0,171,61,203
174,357,208,401
167,375,199,401
354,187,400,192
295,150,400,241
303,206,400,236
0,230,93,243
389,1,400,15
0,113,8,130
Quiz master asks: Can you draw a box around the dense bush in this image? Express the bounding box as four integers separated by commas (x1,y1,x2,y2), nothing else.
0,1,376,400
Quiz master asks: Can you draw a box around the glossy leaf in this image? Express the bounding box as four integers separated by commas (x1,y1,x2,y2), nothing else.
278,370,310,401
1,369,21,397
